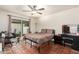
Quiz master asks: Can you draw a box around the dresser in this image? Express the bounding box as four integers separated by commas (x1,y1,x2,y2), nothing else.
61,34,79,51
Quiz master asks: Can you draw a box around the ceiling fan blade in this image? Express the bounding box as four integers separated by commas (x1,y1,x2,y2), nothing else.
22,10,32,12
37,12,42,14
33,5,37,8
32,5,37,11
38,8,45,11
28,5,33,10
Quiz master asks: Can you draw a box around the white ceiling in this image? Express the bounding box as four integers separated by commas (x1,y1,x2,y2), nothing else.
0,5,79,17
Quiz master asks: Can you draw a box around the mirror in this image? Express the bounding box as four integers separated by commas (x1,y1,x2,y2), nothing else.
62,24,79,34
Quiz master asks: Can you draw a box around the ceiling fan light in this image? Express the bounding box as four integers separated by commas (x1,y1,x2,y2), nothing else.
32,11,36,14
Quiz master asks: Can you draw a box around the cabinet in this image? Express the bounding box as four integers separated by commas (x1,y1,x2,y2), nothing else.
61,34,79,51
54,34,62,44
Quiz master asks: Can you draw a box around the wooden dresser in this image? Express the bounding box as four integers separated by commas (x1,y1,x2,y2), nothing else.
61,34,79,51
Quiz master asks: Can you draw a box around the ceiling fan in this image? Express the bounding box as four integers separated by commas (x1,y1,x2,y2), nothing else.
23,5,45,15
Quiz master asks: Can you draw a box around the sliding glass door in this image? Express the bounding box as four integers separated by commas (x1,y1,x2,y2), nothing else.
11,19,21,36
8,15,30,37
11,19,30,37
22,21,30,35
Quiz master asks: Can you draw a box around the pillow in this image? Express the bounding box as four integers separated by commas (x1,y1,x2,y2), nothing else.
41,29,47,33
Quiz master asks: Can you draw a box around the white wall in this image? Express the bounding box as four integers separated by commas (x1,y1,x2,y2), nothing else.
0,10,9,32
0,9,36,33
30,17,38,33
38,7,79,34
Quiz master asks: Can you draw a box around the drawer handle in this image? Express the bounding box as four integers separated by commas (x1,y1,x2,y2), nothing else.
62,37,73,40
